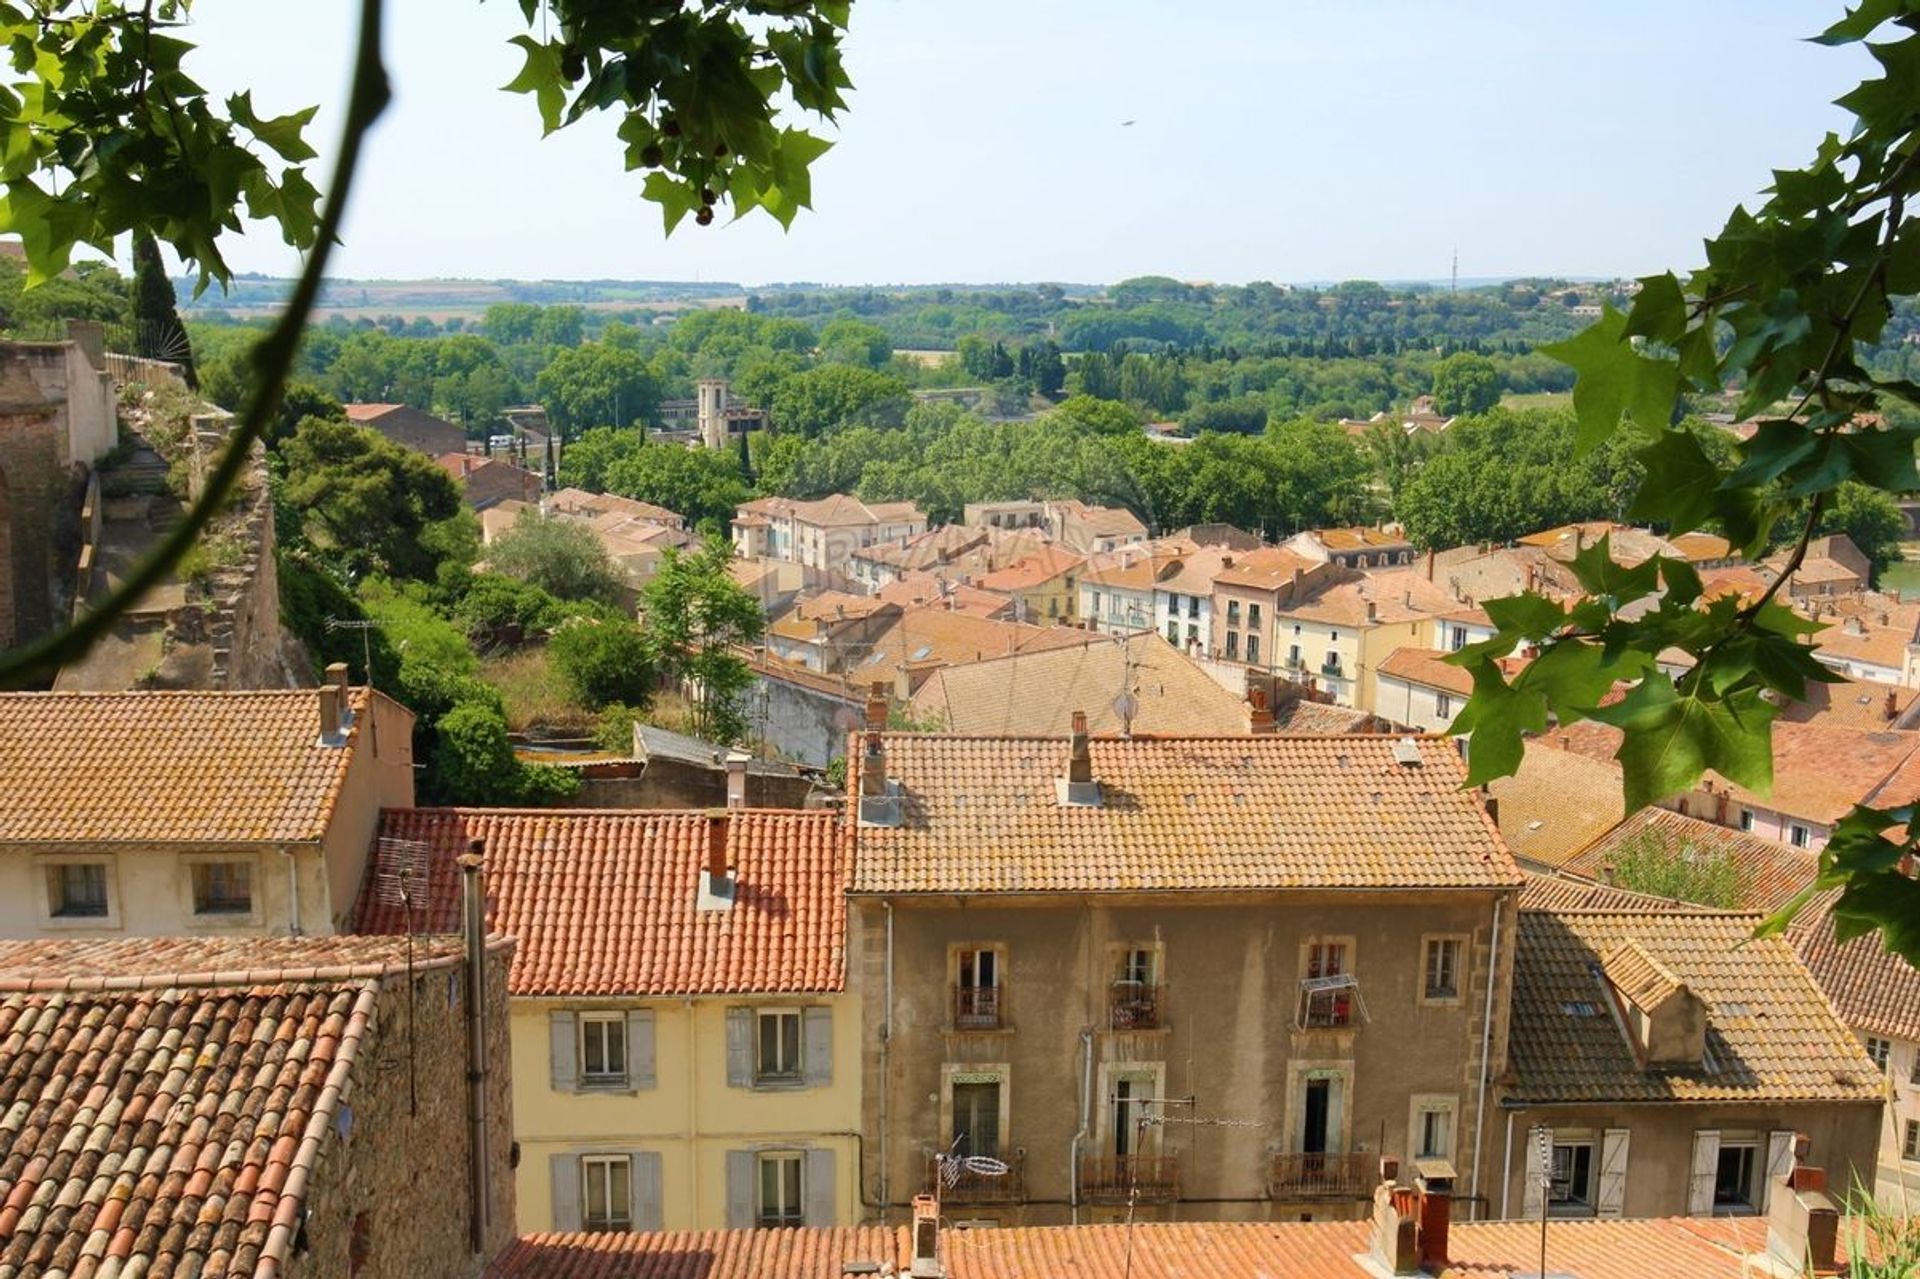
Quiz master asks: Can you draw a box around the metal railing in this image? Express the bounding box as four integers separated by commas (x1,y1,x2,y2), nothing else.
1080,1154,1180,1203
927,1150,1025,1203
1109,981,1161,1030
1268,1152,1373,1199
953,984,1003,1030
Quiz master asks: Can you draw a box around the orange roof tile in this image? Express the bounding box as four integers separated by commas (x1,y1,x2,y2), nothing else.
1279,570,1460,628
488,1217,1799,1279
0,689,377,845
848,607,1090,677
1212,546,1322,591
1789,892,1920,1043
1518,870,1700,913
1562,808,1816,912
849,733,1520,894
1509,908,1881,1103
355,808,848,997
1486,741,1627,868
1810,614,1914,672
1301,526,1412,552
975,546,1087,593
1376,646,1476,697
341,401,402,421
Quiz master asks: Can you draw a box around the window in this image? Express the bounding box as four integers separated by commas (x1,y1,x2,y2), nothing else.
1299,941,1355,1028
1414,1101,1454,1160
1448,624,1467,651
1092,591,1102,616
582,1155,632,1232
1248,603,1261,629
1227,600,1241,626
1910,1050,1920,1086
1323,649,1341,674
1166,621,1179,645
1225,632,1239,660
951,1077,1003,1159
46,862,109,919
1167,593,1182,614
1906,1120,1919,1162
1112,1072,1158,1156
1868,1036,1892,1072
1422,937,1463,1002
1247,635,1261,666
1185,624,1199,647
1550,1140,1595,1214
191,860,253,915
1789,824,1811,849
1739,809,1755,832
1112,946,1160,1029
756,1151,805,1228
580,1013,627,1087
1288,643,1301,669
1714,1141,1758,1211
955,947,1002,1029
1434,693,1452,720
1305,941,1346,979
756,1009,803,1083
1187,596,1199,619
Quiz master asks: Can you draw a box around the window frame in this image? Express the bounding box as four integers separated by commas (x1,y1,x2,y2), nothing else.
755,1150,806,1228
1419,934,1467,1006
1246,633,1261,666
579,1011,629,1089
181,853,262,927
1297,937,1357,1029
580,1153,633,1233
1867,1035,1892,1073
1905,1120,1920,1162
1789,823,1811,849
36,855,118,929
754,1007,805,1085
1548,1136,1598,1217
1408,1094,1457,1162
1434,692,1453,720
1712,1137,1760,1213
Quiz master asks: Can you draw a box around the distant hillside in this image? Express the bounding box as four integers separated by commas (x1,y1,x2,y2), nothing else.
177,275,747,321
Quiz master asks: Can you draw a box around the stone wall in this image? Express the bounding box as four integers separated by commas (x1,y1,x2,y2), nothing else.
293,945,518,1279
567,759,819,810
750,670,862,768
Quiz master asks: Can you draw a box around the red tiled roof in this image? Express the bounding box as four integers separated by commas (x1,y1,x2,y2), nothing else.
975,546,1086,593
849,733,1521,894
355,808,848,997
488,1217,1798,1279
1518,870,1700,913
0,689,375,845
1376,646,1475,697
342,402,403,421
1789,893,1920,1043
1561,808,1817,912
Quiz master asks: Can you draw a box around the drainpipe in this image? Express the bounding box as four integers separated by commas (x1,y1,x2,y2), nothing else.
1500,1108,1516,1219
460,840,491,1253
686,997,699,1226
1069,1026,1094,1224
879,900,894,1217
1470,899,1503,1219
284,848,302,936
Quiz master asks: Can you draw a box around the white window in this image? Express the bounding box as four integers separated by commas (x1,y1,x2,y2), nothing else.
1434,693,1452,720
757,1009,803,1083
1422,937,1463,1002
45,862,109,919
1299,940,1356,1028
1550,1139,1596,1215
1415,1101,1454,1160
757,1151,805,1228
582,1154,632,1232
191,860,253,916
955,946,1003,1029
1739,809,1755,832
1906,1120,1919,1162
1225,632,1240,660
1247,635,1260,666
1868,1036,1892,1072
1713,1138,1759,1212
1789,824,1810,848
1448,624,1467,651
580,1013,628,1087
1092,592,1102,616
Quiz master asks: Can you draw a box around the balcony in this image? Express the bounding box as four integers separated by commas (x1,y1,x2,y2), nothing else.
1108,981,1161,1031
1081,1154,1180,1203
1297,975,1363,1030
926,1150,1026,1204
1319,661,1345,679
1268,1152,1374,1200
953,984,1004,1031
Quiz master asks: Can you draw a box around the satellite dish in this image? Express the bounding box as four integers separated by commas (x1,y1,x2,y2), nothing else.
1112,692,1139,723
963,1156,1010,1176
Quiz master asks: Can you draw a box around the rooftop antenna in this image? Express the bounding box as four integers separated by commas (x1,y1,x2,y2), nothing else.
374,835,431,1115
1450,248,1458,295
325,616,380,688
930,1132,1009,1208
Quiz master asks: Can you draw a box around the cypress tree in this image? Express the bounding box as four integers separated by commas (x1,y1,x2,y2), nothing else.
130,231,197,387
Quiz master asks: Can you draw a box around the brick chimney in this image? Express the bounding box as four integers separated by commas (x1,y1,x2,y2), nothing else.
858,681,901,826
697,811,735,911
1057,710,1101,807
325,661,354,726
1366,599,1378,624
909,1193,943,1278
316,685,344,744
724,750,750,809
1413,1165,1452,1273
1246,686,1276,734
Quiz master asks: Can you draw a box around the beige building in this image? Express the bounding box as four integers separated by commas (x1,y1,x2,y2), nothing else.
847,721,1523,1225
356,805,860,1234
1266,571,1463,713
731,493,927,575
1209,547,1343,670
1497,907,1881,1220
1283,526,1416,570
0,677,414,939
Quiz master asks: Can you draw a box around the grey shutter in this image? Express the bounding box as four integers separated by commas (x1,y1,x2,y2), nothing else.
630,1150,664,1233
628,1010,656,1089
725,1149,756,1228
549,1153,582,1232
726,1007,753,1088
1596,1129,1630,1218
803,1007,833,1087
550,1011,579,1093
804,1147,837,1227
1687,1130,1720,1216
1520,1126,1546,1219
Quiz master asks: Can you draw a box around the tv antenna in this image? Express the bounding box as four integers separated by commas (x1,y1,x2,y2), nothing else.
1450,248,1458,295
374,835,431,1115
930,1132,1009,1204
325,616,380,687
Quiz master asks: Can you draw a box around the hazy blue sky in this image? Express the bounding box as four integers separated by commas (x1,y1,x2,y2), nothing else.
178,1,1871,287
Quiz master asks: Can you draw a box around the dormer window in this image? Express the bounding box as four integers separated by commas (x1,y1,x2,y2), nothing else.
1600,941,1707,1069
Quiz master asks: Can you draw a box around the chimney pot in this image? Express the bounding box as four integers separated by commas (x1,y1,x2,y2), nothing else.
1247,686,1276,734
865,681,888,733
316,685,342,742
325,661,350,695
724,751,750,810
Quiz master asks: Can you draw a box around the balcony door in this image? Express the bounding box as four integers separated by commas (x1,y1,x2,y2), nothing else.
1303,1079,1330,1156
952,1080,1002,1159
1112,1073,1157,1157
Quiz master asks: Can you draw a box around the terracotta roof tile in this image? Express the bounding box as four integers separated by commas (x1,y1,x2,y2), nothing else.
1777,671,1918,729
1509,908,1881,1103
975,546,1086,593
1562,809,1817,912
848,608,1089,678
1789,893,1920,1043
0,689,375,845
1278,570,1460,628
1518,871,1700,913
341,402,402,421
1486,743,1627,868
849,733,1520,894
354,809,847,997
1212,546,1322,591
1270,700,1388,734
1376,647,1476,697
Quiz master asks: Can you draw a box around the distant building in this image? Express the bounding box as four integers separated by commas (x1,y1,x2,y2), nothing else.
1284,526,1417,571
696,376,767,449
344,401,467,457
1045,498,1149,554
438,452,545,511
974,545,1087,624
731,494,927,576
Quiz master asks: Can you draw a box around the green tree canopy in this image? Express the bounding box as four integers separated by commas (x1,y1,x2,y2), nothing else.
639,537,764,742
770,363,912,437
485,509,625,604
601,442,753,531
1430,351,1502,415
535,342,662,433
276,416,465,580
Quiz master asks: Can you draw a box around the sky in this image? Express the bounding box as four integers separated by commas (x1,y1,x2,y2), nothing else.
172,1,1874,288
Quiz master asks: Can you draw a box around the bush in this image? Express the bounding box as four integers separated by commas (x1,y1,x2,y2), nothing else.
550,618,656,709
454,572,566,641
485,510,624,604
594,702,648,753
429,699,581,806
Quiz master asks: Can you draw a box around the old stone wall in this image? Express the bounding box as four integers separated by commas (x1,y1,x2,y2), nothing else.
750,671,861,768
568,760,818,810
293,946,518,1279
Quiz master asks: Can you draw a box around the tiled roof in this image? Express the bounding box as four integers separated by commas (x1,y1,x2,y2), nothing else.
1271,699,1387,734
849,607,1089,678
0,934,466,983
849,733,1520,894
1052,500,1147,538
341,402,402,421
0,689,371,845
974,546,1086,593
488,1217,1798,1279
1561,808,1816,912
873,575,1011,619
1810,615,1913,672
355,808,848,996
1668,530,1733,562
0,936,458,1279
1376,647,1475,697
1212,546,1324,591
1789,893,1920,1043
850,524,987,572
1278,570,1460,628
908,634,1249,737
1078,547,1175,591
1486,741,1626,868
1518,870,1699,913
1508,908,1882,1103
1302,526,1412,552
1602,939,1686,1013
788,493,924,528
1778,671,1917,730
1157,544,1243,596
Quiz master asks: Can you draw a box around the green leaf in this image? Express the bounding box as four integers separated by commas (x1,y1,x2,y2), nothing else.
1481,591,1565,639
1450,657,1548,786
1624,273,1688,345
1726,418,1821,489
1813,0,1903,45
1540,305,1681,452
1591,676,1777,810
641,171,696,235
226,90,318,162
1627,429,1723,533
1565,533,1661,602
502,35,566,134
1840,425,1920,493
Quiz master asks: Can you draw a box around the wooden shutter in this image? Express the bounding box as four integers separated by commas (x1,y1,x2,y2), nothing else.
725,1150,756,1229
1520,1126,1547,1219
1764,1130,1796,1210
630,1150,664,1233
803,1007,833,1087
550,1011,579,1093
726,1008,753,1088
549,1153,582,1232
628,1010,656,1089
804,1148,837,1227
1597,1128,1630,1218
1687,1130,1720,1216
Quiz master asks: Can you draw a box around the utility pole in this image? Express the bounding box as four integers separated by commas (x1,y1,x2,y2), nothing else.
1451,248,1459,295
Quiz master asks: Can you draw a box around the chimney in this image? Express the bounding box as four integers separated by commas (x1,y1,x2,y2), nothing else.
1246,686,1276,734
458,840,492,1251
1058,710,1101,807
1412,1163,1454,1274
858,682,901,827
1366,599,1378,624
1600,861,1617,884
1889,690,1900,722
1425,549,1435,581
725,751,750,809
1765,1138,1838,1276
909,1193,944,1278
325,661,354,726
698,811,736,910
317,685,344,744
